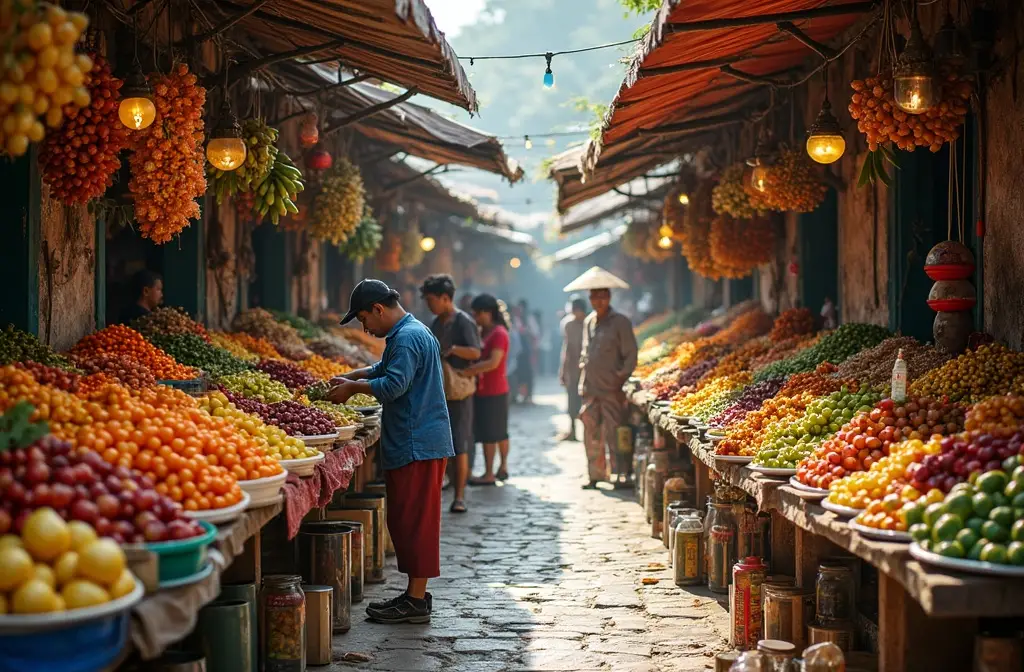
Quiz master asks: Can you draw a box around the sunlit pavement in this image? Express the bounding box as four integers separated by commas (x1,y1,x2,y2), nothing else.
332,378,729,672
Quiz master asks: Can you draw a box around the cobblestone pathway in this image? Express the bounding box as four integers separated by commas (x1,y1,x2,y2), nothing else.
333,379,729,672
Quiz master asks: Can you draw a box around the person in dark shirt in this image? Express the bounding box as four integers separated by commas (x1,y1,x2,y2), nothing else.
421,274,482,514
119,270,163,324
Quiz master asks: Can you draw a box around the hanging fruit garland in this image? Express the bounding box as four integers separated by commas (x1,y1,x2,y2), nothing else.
127,64,206,244
376,231,401,273
709,215,776,278
251,148,303,225
342,210,383,261
760,149,827,213
679,180,724,279
308,157,364,245
622,220,671,263
711,163,767,219
662,186,686,242
400,224,425,268
39,52,128,204
0,2,92,157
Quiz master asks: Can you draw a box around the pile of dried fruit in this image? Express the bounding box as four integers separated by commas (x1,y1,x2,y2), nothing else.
70,325,197,381
761,150,827,213
39,52,128,204
70,353,157,389
298,354,352,380
231,308,305,350
849,70,972,152
257,359,316,390
132,306,210,342
208,332,260,363
128,64,206,243
832,336,951,387
221,331,283,360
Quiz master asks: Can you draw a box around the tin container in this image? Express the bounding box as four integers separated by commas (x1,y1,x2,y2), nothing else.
763,584,814,650
974,633,1024,672
259,575,306,672
757,639,796,672
337,494,386,582
815,563,855,627
220,583,258,670
663,478,691,546
363,482,395,557
634,451,648,506
297,521,351,633
194,599,252,672
325,509,373,588
715,650,739,672
706,499,738,594
300,585,332,666
340,521,364,603
731,556,767,650
673,512,704,586
808,624,854,652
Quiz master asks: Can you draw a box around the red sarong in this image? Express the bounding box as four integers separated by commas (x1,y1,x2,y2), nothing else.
385,458,447,578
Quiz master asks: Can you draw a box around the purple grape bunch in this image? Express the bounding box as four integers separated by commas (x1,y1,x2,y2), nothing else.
707,377,785,428
221,391,335,436
257,359,317,390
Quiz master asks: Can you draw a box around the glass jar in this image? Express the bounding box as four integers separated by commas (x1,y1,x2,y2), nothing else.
704,499,737,594
673,512,704,586
756,639,796,672
259,574,306,672
815,564,855,626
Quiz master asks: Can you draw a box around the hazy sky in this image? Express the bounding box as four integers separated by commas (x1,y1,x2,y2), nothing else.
425,0,492,37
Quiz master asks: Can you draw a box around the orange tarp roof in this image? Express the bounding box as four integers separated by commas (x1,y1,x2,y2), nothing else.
585,0,873,174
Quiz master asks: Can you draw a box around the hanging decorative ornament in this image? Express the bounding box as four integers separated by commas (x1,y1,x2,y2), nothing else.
306,146,333,171
924,240,975,280
300,112,319,147
893,8,940,114
207,97,247,172
542,52,555,88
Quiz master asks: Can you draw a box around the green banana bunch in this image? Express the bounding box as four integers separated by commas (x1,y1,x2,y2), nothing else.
341,211,383,261
206,118,281,205
252,149,305,226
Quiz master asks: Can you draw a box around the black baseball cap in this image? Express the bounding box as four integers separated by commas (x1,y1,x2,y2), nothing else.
340,279,400,325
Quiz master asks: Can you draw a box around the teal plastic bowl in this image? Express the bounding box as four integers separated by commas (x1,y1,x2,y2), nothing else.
143,521,217,582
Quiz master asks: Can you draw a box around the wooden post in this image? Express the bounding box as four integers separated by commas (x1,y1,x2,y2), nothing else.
877,574,975,672
695,461,712,510
794,527,835,588
94,216,106,330
769,510,796,577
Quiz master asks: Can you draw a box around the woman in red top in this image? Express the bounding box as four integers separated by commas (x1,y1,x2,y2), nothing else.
461,294,511,485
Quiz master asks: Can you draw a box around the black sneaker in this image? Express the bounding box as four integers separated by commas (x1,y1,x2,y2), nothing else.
366,594,431,624
368,592,432,612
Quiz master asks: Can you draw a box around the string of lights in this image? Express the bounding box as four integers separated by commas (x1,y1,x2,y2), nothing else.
459,38,641,89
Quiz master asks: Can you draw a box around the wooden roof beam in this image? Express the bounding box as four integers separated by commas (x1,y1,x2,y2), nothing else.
204,40,345,87
186,0,279,45
664,2,877,33
639,55,743,78
381,164,448,195
322,88,418,137
776,20,837,59
282,73,372,97
719,65,791,87
636,111,749,137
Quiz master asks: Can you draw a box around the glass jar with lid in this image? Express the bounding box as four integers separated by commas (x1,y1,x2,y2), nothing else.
259,574,306,672
815,563,855,626
673,511,704,586
704,498,738,594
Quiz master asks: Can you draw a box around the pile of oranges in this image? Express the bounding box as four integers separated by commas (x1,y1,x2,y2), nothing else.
222,332,283,361
70,325,196,381
298,354,352,381
0,365,281,511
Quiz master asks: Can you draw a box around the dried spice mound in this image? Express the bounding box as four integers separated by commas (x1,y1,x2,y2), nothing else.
833,336,952,388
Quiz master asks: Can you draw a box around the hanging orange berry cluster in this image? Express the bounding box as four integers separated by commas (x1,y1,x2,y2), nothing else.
40,53,128,204
849,70,971,152
128,64,206,244
759,150,827,213
709,215,776,279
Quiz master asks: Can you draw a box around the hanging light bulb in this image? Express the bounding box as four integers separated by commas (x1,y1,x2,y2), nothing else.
524,135,533,150
206,95,247,171
509,256,522,269
542,52,555,88
658,223,673,238
118,62,156,131
677,192,689,205
420,236,436,252
894,10,940,114
934,13,967,69
657,235,673,250
747,128,775,193
806,67,846,165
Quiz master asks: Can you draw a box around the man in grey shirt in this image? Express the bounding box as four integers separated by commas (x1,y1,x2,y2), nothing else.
422,274,482,513
579,288,638,489
558,296,587,441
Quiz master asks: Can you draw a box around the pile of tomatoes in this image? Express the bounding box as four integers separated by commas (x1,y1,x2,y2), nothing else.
70,325,196,381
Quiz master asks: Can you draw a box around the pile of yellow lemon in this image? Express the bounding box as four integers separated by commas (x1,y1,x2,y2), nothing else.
0,508,135,614
200,391,319,461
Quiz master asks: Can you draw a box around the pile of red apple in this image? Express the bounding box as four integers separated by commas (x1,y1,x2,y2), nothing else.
0,435,205,544
907,431,1024,494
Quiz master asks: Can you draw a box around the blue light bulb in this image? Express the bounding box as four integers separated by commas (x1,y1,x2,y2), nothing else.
543,67,554,88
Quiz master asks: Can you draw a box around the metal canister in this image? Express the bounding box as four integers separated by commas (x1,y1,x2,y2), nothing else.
340,521,364,603
335,494,386,583
363,482,395,557
300,585,333,666
673,512,704,586
715,650,739,672
974,633,1024,672
663,478,690,546
325,508,373,588
297,521,352,633
220,583,258,670
635,451,648,506
757,639,796,672
707,524,735,594
763,584,814,650
808,624,854,652
731,556,767,651
643,463,657,524
194,600,252,672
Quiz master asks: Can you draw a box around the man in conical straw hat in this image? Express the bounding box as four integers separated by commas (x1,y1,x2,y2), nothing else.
563,267,639,489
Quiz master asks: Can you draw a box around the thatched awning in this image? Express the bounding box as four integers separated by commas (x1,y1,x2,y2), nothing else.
549,224,628,264
207,0,477,111
558,174,675,235
549,143,679,215
586,0,875,172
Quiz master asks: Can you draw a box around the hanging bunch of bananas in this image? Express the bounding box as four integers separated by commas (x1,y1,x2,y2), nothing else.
400,224,425,268
308,158,365,245
341,210,383,261
208,118,280,205
252,150,304,225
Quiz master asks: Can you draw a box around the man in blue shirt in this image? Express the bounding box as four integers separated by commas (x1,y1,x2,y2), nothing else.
329,279,454,624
